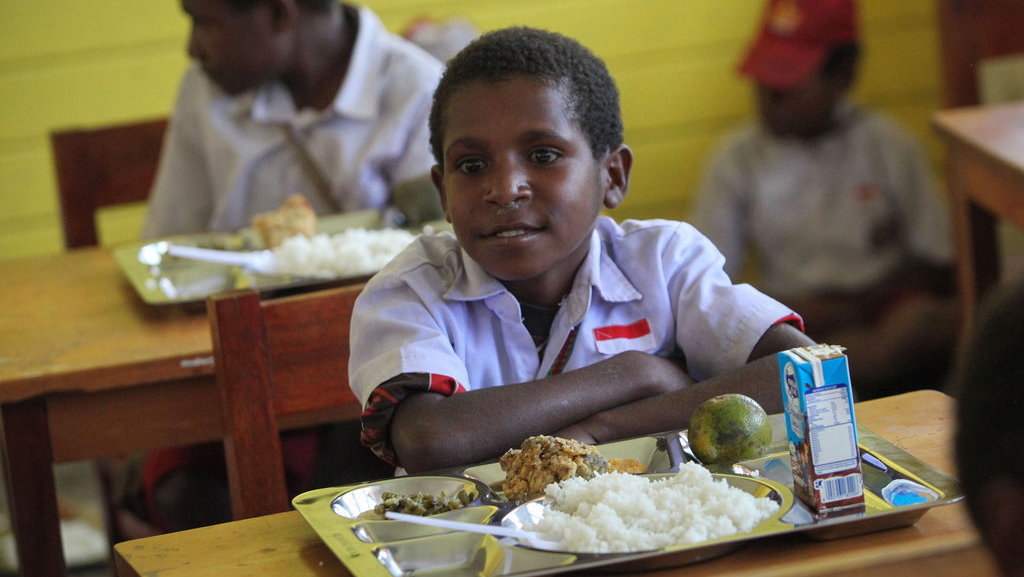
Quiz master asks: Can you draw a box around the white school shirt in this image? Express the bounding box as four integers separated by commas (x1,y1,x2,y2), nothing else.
348,217,798,407
693,102,952,300
142,6,443,238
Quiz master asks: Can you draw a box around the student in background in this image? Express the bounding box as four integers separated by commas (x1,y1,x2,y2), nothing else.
953,279,1024,577
401,16,479,63
135,0,442,533
347,26,814,474
693,0,955,400
142,0,444,238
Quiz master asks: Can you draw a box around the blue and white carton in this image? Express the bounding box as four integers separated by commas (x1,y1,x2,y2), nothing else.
778,344,865,513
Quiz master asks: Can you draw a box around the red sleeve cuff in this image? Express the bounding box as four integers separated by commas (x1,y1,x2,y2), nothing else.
773,312,805,334
361,373,466,467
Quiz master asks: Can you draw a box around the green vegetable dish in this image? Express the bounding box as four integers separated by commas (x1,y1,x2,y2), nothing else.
373,489,475,517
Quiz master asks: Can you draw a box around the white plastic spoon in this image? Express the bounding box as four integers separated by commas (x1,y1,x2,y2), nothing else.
164,244,277,275
383,511,563,550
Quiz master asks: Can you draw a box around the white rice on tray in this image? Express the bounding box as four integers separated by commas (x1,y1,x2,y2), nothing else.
271,228,417,277
527,462,779,553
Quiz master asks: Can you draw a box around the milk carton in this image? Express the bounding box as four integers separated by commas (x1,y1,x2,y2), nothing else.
778,344,864,514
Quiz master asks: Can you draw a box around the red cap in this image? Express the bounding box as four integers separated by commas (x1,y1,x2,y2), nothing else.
739,0,859,90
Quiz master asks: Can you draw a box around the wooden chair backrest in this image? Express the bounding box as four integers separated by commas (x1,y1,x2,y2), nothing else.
208,284,367,520
50,118,167,248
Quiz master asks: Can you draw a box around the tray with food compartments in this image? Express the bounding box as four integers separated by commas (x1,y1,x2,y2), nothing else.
112,210,452,305
292,418,962,577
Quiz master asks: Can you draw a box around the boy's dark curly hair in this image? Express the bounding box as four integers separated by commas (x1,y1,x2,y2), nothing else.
429,26,623,165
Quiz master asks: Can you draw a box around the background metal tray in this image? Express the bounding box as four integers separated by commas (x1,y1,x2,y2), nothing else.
293,422,962,577
112,211,448,305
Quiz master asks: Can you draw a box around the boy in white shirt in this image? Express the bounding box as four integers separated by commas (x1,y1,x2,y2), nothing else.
348,26,815,474
138,0,440,533
143,0,444,237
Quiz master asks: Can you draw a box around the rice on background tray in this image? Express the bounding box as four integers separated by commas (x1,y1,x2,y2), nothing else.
528,462,779,553
272,228,417,277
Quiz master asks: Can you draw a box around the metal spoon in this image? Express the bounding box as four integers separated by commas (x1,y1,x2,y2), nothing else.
384,511,563,550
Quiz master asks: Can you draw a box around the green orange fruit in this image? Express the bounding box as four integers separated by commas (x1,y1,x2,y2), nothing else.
688,393,772,464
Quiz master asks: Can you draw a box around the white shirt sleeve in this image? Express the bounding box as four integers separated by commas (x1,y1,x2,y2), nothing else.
142,67,217,238
890,128,953,265
657,221,796,380
692,129,755,281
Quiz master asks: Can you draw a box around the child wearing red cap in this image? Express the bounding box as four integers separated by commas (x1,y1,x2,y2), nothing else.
694,0,956,400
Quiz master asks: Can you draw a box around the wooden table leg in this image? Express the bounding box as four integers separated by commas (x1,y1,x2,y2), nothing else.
1,398,67,577
947,152,1002,337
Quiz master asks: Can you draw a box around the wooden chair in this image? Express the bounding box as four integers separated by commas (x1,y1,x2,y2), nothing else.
50,117,167,248
209,283,392,519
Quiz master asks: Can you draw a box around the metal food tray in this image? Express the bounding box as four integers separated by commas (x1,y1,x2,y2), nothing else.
112,211,448,305
293,421,962,576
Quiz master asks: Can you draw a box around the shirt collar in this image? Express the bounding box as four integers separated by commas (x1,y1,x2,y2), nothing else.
444,247,506,302
443,218,644,322
332,5,384,120
561,220,643,324
831,97,859,129
232,5,382,124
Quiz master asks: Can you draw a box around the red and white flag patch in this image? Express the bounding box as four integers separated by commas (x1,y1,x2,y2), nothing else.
593,318,656,354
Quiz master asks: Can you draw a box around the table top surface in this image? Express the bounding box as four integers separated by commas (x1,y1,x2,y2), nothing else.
0,247,213,403
113,389,1000,577
933,100,1024,176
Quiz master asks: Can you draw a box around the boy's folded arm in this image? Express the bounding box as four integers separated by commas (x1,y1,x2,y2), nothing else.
748,321,816,363
390,351,691,473
554,354,787,443
555,323,815,444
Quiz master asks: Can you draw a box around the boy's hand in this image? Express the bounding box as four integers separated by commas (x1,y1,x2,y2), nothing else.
608,350,694,395
551,424,597,446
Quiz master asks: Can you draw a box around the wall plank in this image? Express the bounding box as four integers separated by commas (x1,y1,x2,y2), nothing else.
0,0,943,259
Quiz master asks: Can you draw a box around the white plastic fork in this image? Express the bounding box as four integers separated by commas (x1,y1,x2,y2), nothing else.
164,244,278,275
383,511,563,550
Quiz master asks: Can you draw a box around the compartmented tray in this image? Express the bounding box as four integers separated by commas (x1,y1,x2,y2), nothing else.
293,422,962,576
112,211,450,305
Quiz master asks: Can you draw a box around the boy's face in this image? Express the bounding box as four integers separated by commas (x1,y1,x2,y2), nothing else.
431,77,630,307
754,73,846,139
180,0,287,95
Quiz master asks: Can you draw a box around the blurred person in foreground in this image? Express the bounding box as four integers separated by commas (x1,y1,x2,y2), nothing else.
953,279,1024,577
142,0,444,238
693,0,956,400
347,26,815,475
134,0,441,533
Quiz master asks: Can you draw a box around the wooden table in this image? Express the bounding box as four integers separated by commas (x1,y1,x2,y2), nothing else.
0,247,358,577
0,247,210,577
112,390,1000,577
933,101,1024,334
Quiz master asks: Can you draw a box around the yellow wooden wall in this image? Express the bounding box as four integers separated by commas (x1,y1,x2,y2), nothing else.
0,0,941,260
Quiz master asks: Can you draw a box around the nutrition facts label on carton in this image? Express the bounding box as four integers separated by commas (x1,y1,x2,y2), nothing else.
806,386,858,475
